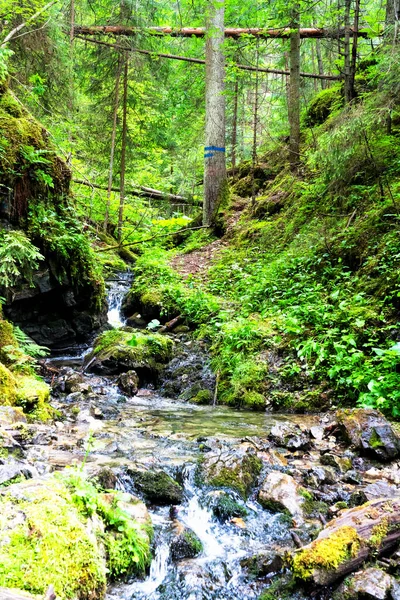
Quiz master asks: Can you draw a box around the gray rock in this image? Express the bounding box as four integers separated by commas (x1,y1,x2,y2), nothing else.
351,568,393,599
117,370,139,396
364,481,398,500
127,468,183,505
336,409,400,461
269,422,310,451
258,472,305,524
169,522,203,561
240,550,283,578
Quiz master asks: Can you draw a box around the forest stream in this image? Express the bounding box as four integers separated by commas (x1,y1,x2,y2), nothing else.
40,274,316,600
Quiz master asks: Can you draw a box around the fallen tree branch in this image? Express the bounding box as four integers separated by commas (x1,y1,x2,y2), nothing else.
74,35,341,80
72,178,198,204
1,0,60,46
74,25,370,40
291,497,400,586
95,225,211,252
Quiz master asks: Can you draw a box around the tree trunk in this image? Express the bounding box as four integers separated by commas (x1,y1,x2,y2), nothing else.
291,497,400,586
344,0,352,103
288,4,301,171
385,0,400,40
74,25,368,40
231,77,239,176
349,0,361,100
251,41,260,207
315,39,326,89
104,55,122,232
203,0,226,227
117,55,128,242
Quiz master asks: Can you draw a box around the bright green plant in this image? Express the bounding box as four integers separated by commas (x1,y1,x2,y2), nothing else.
0,230,44,287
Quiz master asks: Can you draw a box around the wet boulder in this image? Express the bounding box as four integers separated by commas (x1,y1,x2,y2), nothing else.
127,468,183,505
199,443,262,499
169,521,203,561
117,370,139,396
268,422,311,451
320,452,353,473
0,458,37,486
337,567,394,599
258,472,305,524
204,490,248,522
336,409,400,461
240,550,284,579
84,330,174,382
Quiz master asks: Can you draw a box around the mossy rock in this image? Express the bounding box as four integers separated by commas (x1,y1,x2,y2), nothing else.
191,389,213,405
0,479,107,599
127,468,183,505
201,447,262,499
206,490,248,522
0,363,17,406
0,320,17,363
170,525,203,561
86,329,174,378
303,85,343,127
15,376,52,422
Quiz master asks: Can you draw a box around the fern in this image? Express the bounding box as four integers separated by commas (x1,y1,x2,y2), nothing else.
13,326,49,358
0,230,44,287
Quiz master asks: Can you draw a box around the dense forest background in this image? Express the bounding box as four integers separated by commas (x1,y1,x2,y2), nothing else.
0,0,399,417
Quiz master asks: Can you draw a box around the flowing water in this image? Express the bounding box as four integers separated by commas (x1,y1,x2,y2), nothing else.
47,274,315,600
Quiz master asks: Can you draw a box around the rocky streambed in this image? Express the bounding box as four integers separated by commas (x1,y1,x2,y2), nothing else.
1,276,400,600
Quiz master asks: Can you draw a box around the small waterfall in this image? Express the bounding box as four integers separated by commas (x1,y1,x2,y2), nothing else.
106,271,133,328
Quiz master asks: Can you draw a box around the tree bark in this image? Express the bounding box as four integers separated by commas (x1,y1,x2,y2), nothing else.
74,25,368,40
251,41,260,206
203,0,226,227
344,0,352,103
288,4,301,171
385,0,400,40
117,55,128,242
104,55,122,232
349,0,361,100
231,78,239,175
315,39,326,89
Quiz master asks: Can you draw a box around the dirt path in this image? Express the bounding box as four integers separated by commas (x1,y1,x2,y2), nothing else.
171,197,247,279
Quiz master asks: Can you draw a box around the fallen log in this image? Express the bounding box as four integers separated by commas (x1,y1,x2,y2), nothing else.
291,497,400,586
72,178,197,204
159,314,183,333
74,35,342,81
74,25,370,40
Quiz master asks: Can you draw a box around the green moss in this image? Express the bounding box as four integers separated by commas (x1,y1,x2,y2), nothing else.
212,494,248,521
0,362,17,406
90,330,174,369
182,530,203,555
291,526,360,580
192,389,213,404
0,479,107,599
61,472,152,580
303,85,343,127
128,470,183,505
369,517,389,548
208,455,262,499
242,391,265,409
15,375,52,422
